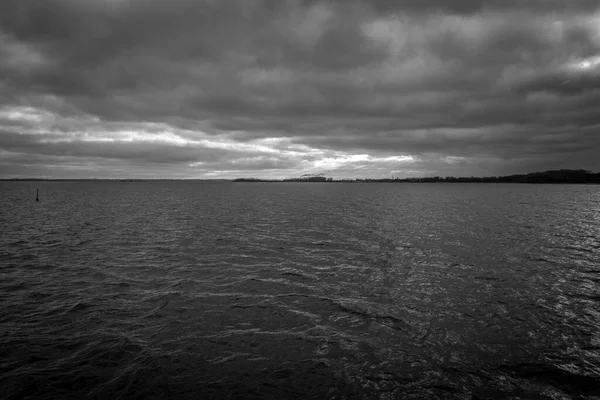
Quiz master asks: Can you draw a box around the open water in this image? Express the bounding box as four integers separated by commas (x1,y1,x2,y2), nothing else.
1,181,599,399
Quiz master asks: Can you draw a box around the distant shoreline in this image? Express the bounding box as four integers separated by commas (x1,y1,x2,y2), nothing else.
234,169,600,184
0,169,600,184
233,180,600,184
2,180,599,184
3,169,599,184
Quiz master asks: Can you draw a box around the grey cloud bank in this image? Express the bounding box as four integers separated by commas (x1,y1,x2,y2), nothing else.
1,0,599,178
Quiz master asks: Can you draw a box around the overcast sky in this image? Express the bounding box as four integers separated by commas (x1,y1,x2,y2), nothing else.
1,0,599,179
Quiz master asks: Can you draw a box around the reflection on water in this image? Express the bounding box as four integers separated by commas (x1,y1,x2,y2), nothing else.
1,182,599,399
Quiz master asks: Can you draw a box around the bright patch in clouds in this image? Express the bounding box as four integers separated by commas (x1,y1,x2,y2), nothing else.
0,106,55,123
570,55,600,70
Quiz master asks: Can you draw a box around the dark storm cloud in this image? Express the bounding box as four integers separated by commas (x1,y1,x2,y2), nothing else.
1,0,599,178
516,67,600,95
354,0,600,14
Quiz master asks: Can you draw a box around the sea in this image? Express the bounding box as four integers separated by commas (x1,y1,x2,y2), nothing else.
1,181,599,399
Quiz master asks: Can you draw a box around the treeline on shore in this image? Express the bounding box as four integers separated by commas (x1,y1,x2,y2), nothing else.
234,169,600,184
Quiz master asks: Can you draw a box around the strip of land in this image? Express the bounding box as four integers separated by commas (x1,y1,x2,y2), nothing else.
234,170,600,184
2,170,599,183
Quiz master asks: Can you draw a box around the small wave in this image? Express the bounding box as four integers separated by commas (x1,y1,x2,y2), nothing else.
319,297,412,332
1,282,27,292
499,362,600,396
280,268,318,281
62,301,94,315
473,276,500,281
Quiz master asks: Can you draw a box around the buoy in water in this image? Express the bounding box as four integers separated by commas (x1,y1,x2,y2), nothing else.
36,189,39,202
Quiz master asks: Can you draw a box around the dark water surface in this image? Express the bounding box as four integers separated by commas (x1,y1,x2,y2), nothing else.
1,182,600,399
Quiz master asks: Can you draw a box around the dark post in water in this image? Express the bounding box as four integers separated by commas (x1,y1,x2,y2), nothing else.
36,189,39,202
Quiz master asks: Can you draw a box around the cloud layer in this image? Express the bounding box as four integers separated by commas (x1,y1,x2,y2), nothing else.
1,0,599,178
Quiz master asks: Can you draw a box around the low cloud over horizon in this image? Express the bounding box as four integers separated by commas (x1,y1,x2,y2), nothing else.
1,0,600,179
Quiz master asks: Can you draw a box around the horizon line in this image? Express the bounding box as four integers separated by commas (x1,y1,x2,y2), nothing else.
2,168,599,182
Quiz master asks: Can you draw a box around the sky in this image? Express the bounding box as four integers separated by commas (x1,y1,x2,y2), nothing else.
1,0,599,179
